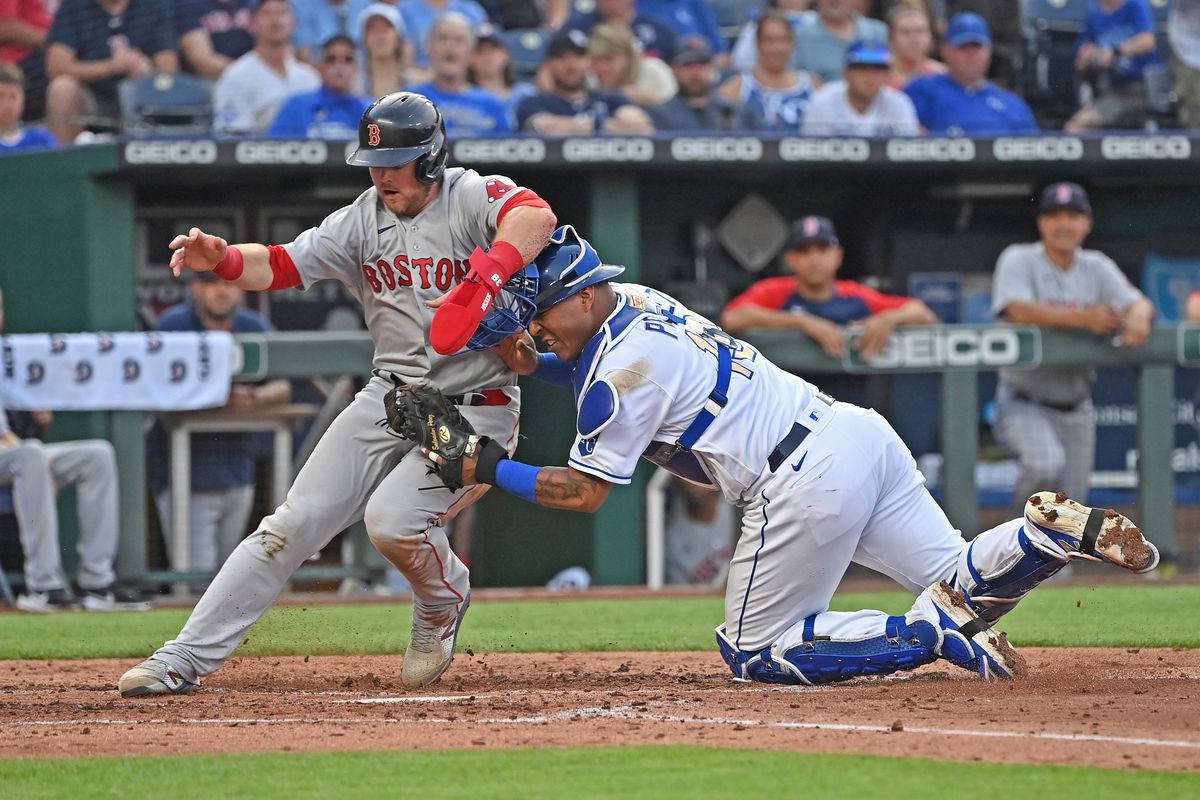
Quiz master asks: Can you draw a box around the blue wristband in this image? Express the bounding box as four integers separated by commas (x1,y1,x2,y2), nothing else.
534,352,575,388
495,458,541,504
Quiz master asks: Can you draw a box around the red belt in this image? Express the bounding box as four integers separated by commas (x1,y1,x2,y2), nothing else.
449,389,510,407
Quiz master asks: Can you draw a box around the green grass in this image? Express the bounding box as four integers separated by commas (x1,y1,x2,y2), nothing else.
1,747,1196,800
1,584,1197,661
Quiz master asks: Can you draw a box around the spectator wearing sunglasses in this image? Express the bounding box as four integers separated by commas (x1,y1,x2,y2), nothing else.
266,33,371,138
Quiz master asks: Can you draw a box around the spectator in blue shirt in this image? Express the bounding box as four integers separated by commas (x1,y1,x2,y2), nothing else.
516,26,654,133
293,0,372,63
174,0,257,79
0,62,55,154
904,12,1038,135
400,0,489,67
637,0,728,67
267,34,371,138
410,13,510,136
566,0,677,61
1065,0,1162,132
44,0,178,144
151,271,292,583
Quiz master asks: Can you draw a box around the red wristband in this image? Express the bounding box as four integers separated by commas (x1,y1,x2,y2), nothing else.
468,241,525,291
488,241,525,282
212,246,244,281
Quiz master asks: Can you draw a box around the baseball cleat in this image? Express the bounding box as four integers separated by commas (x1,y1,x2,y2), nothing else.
118,659,200,697
917,581,1028,680
1025,492,1159,573
402,593,470,688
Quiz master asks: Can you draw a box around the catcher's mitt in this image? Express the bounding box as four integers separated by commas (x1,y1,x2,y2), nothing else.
384,382,483,491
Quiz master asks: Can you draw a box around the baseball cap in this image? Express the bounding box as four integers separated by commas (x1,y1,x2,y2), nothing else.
845,39,892,68
1038,182,1092,216
475,22,504,47
358,2,406,37
946,12,991,47
673,36,713,66
787,215,839,250
193,270,221,282
546,28,589,59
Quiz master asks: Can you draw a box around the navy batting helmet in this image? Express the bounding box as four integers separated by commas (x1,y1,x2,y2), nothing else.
347,92,448,183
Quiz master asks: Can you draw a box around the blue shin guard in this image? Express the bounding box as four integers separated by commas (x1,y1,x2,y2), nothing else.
716,615,939,686
963,526,1067,624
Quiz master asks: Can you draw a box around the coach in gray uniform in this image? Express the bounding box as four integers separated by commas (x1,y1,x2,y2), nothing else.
990,182,1154,512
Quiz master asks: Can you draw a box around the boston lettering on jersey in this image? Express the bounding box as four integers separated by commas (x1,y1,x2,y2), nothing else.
361,256,472,294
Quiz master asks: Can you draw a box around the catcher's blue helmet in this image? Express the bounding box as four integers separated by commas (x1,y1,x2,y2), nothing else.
531,225,624,311
465,225,624,351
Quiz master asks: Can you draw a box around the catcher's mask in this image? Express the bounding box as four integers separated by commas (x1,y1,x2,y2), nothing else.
466,264,541,351
346,91,448,183
530,225,624,311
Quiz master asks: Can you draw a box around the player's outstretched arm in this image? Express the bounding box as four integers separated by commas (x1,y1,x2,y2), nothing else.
459,437,612,513
168,228,276,291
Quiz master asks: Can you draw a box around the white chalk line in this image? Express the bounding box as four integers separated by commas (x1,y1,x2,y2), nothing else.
3,705,1199,751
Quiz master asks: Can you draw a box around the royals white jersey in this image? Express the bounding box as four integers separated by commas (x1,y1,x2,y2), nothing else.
567,283,818,504
283,166,531,395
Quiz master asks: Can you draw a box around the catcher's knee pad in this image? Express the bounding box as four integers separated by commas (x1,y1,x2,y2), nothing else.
961,526,1067,623
716,616,939,686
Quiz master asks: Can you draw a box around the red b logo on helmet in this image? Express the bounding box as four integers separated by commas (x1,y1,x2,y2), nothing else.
367,123,381,146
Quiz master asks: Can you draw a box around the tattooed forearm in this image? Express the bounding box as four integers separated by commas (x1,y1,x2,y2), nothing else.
494,206,557,263
535,466,612,512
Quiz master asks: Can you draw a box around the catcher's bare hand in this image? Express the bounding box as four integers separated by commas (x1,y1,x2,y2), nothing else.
494,332,538,375
168,227,228,278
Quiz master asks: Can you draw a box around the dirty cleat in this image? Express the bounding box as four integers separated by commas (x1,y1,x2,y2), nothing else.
1025,492,1160,573
402,594,470,688
916,581,1027,680
118,659,200,697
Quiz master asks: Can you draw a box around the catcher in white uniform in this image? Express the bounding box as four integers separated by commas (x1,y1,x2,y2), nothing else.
118,92,556,697
394,225,1160,684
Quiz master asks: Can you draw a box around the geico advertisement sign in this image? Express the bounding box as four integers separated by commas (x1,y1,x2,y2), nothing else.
778,138,870,161
670,137,762,161
562,137,655,162
235,141,328,164
124,140,218,164
993,136,1083,161
848,327,1039,370
452,139,546,163
1100,136,1191,159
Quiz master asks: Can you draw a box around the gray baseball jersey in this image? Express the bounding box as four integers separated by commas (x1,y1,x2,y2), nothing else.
990,242,1144,406
283,166,530,395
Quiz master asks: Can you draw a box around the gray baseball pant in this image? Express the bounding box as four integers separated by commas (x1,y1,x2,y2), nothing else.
0,439,118,592
993,386,1095,514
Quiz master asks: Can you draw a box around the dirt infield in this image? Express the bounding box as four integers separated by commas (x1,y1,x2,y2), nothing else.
2,648,1198,770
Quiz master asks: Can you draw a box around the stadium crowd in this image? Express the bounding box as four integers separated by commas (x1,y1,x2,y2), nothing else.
2,0,1197,152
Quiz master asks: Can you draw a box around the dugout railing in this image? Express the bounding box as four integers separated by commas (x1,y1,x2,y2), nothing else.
105,325,1192,589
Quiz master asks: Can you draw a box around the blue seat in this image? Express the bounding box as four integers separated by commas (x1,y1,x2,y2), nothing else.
503,28,548,83
0,489,12,515
118,72,213,137
1142,252,1200,323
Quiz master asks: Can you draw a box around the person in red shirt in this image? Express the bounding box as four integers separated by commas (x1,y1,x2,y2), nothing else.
0,0,53,121
720,215,937,359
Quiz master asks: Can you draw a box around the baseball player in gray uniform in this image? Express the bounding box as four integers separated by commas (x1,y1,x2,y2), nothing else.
991,182,1154,512
118,92,556,697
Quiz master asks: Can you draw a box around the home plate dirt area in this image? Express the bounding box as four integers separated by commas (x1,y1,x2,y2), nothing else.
2,650,1198,771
